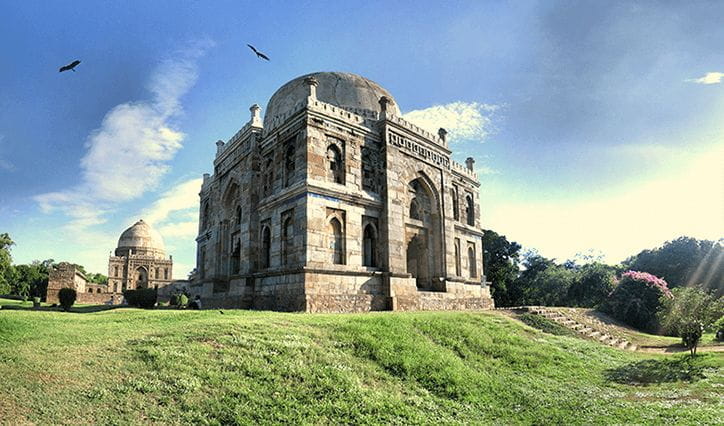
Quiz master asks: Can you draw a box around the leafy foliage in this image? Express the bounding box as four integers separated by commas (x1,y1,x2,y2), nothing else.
658,287,723,355
482,229,521,306
58,288,77,312
602,271,672,333
566,263,615,308
714,317,724,341
624,237,723,294
524,266,576,306
124,288,157,309
0,233,15,295
85,272,108,284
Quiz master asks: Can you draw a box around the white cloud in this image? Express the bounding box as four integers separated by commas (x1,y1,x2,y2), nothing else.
132,177,201,244
476,165,499,175
158,220,199,239
686,72,724,85
34,42,211,229
403,102,497,143
485,145,724,264
140,178,202,226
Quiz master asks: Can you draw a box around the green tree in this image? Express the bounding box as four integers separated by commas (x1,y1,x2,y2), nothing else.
603,271,672,333
482,229,521,307
0,233,14,295
566,263,616,308
506,252,556,306
86,272,108,284
14,260,53,298
624,237,723,294
658,287,723,355
526,266,577,306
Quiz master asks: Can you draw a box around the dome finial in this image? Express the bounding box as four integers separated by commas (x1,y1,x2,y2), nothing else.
304,76,319,100
438,128,448,145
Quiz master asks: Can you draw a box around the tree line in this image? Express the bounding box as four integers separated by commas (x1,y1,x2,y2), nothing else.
484,232,723,308
0,233,107,300
483,231,723,353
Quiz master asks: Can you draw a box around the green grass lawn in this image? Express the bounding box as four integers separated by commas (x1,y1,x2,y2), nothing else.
0,299,722,424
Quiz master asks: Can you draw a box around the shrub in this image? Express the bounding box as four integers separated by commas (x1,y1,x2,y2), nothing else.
32,296,40,308
566,263,615,308
714,317,724,341
602,270,671,333
124,288,157,309
58,288,77,312
658,287,723,355
178,294,188,308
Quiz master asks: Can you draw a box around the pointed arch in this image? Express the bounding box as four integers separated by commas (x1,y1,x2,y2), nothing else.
363,223,378,267
329,217,344,264
466,194,475,226
451,187,459,221
468,245,477,278
285,141,296,187
261,225,271,269
135,266,148,289
454,238,461,276
282,215,294,266
201,201,210,230
326,144,344,184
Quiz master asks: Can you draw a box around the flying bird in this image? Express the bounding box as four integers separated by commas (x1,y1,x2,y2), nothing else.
246,44,270,61
59,60,81,73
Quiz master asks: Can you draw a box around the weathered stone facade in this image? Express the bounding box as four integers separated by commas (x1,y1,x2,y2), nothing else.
107,220,173,294
46,262,122,305
192,72,493,312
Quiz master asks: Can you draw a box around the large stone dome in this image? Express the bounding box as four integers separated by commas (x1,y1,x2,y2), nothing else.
263,72,401,128
115,219,166,258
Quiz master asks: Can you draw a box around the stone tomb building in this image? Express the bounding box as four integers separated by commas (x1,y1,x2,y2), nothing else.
193,72,493,312
107,220,174,293
46,262,122,305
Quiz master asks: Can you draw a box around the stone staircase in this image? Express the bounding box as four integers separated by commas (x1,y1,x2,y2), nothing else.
520,306,638,351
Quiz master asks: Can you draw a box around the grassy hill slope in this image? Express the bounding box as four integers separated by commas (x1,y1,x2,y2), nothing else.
0,302,722,424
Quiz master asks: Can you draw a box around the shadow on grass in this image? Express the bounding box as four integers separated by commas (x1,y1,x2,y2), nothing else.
0,303,120,314
604,355,705,385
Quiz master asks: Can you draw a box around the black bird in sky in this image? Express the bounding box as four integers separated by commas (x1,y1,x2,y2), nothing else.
246,44,270,61
59,60,81,72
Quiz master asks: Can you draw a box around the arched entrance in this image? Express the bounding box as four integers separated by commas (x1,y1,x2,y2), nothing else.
135,266,148,289
405,175,443,291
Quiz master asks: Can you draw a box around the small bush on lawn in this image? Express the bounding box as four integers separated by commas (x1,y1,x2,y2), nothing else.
124,288,157,309
602,271,671,333
714,317,724,341
178,294,188,308
658,287,723,355
58,288,77,312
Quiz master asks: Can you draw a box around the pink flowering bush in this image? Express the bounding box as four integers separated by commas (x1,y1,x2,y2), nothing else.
620,271,673,298
602,270,672,333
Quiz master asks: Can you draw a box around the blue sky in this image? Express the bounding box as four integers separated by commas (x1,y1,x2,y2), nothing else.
1,1,722,277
